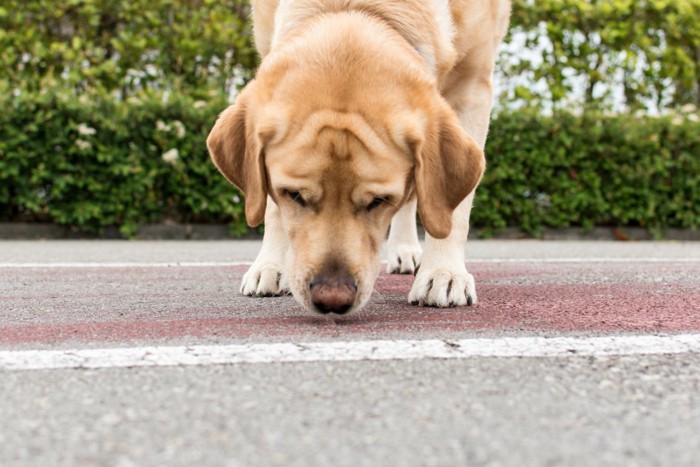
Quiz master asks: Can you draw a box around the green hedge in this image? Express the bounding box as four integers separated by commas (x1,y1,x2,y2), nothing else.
476,109,700,236
1,91,698,237
1,1,698,238
0,90,247,237
3,1,698,112
0,0,256,99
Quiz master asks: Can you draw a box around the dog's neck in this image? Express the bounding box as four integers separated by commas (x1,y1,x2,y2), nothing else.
269,1,457,80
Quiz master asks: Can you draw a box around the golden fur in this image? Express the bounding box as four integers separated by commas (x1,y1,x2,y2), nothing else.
208,0,511,314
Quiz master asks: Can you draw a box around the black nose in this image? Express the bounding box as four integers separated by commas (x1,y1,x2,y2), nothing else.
309,265,357,315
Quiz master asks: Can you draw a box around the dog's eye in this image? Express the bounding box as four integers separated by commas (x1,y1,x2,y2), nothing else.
366,197,385,212
286,190,307,208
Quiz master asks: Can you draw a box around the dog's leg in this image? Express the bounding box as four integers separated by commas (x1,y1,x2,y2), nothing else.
241,197,290,296
387,197,422,274
408,60,495,307
408,191,477,306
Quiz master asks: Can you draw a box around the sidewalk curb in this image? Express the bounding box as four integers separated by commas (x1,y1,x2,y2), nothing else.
0,223,698,241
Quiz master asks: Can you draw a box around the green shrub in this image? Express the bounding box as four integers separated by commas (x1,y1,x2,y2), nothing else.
1,1,698,237
0,89,248,237
0,1,257,236
0,0,257,99
1,91,698,237
476,109,700,236
505,0,700,111
3,0,698,112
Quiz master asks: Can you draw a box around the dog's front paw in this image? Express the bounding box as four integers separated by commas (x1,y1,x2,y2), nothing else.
240,263,290,297
408,267,477,308
387,242,422,275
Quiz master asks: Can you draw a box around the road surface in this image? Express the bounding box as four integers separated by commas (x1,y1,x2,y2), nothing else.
1,240,699,466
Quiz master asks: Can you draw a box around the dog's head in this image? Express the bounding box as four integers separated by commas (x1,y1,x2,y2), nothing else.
207,15,484,315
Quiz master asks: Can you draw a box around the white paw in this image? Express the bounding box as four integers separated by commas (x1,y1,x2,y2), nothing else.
387,243,422,275
408,267,477,308
240,263,290,297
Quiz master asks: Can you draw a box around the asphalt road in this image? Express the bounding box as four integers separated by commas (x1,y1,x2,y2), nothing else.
1,240,699,467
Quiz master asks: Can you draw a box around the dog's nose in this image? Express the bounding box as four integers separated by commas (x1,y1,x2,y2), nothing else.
309,273,357,315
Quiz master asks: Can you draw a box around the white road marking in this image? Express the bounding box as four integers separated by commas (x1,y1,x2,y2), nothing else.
0,258,698,269
0,262,253,268
2,334,699,371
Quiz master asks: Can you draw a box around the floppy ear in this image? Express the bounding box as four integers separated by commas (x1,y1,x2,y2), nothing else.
206,83,267,227
413,104,485,239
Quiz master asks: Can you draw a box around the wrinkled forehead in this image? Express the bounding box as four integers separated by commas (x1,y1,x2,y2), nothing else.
266,111,414,190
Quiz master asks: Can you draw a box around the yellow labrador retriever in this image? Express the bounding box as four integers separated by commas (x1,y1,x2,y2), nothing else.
208,0,511,315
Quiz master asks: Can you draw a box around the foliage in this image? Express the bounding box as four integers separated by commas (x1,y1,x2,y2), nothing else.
503,0,700,112
0,0,257,99
1,91,698,237
1,1,698,237
0,0,258,236
476,108,700,236
0,89,249,237
3,0,698,112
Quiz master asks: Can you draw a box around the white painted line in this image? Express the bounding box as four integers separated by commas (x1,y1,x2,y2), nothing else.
482,257,700,263
2,334,699,371
0,258,698,269
0,262,253,269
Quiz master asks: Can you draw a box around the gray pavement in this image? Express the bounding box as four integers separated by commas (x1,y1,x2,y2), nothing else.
3,355,700,467
1,240,699,467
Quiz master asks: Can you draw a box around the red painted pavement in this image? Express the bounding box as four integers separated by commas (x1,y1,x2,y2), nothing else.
1,262,699,347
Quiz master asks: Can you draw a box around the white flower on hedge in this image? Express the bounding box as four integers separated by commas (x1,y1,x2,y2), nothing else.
77,123,96,136
193,100,207,109
172,120,186,138
75,139,92,150
688,113,699,123
156,120,170,132
145,64,158,77
671,115,684,126
680,103,697,114
162,148,179,164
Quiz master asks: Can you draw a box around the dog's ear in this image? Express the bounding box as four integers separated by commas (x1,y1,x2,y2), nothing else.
207,82,268,227
412,102,485,239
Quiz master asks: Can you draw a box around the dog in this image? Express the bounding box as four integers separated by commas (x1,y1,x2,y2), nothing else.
207,0,511,315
